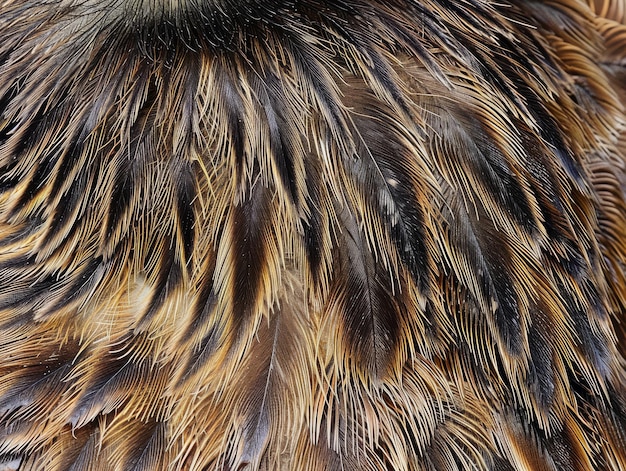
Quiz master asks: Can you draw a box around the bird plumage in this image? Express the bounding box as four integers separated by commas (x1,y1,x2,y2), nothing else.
1,0,626,469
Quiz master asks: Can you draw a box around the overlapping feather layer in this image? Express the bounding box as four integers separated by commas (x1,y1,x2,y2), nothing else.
0,0,626,470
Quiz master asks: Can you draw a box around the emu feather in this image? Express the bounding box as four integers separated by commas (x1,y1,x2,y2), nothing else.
1,0,626,470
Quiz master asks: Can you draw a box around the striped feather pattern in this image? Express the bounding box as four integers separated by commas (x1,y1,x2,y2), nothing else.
1,0,626,470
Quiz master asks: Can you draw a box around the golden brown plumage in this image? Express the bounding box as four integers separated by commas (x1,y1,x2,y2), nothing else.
1,0,626,469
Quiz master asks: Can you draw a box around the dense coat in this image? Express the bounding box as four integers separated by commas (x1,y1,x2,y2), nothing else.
1,0,626,469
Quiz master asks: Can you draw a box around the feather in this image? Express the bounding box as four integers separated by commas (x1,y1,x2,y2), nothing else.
1,0,626,470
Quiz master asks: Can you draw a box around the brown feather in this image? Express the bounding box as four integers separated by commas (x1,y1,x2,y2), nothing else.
1,0,626,470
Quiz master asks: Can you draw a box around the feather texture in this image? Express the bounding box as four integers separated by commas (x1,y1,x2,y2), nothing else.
1,0,626,470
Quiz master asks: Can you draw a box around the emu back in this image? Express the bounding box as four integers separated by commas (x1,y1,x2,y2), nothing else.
1,0,626,470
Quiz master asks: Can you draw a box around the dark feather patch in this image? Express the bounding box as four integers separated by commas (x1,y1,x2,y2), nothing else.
68,336,154,429
527,303,556,413
301,155,326,284
230,178,271,322
256,71,300,206
475,219,523,355
349,110,430,293
441,181,523,355
175,160,197,264
330,204,401,378
217,64,247,180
